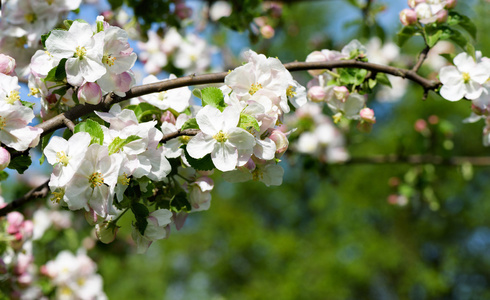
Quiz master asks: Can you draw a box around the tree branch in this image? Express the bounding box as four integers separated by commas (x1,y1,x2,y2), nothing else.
0,179,50,217
35,60,441,137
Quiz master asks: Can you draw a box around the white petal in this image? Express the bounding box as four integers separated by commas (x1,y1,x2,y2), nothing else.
211,142,238,172
187,132,215,159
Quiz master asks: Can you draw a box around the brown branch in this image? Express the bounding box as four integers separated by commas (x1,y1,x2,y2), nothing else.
412,45,431,72
0,179,49,217
161,129,200,143
35,60,440,137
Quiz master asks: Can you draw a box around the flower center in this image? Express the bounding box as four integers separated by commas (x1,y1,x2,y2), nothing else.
24,13,37,23
213,130,228,143
118,173,130,186
252,168,264,182
15,37,27,48
102,54,116,67
462,72,471,84
157,91,168,101
56,151,70,166
75,46,87,60
286,85,297,98
51,189,65,204
45,0,54,4
6,91,20,104
249,83,263,95
178,135,191,144
0,116,6,130
89,172,104,188
28,88,40,97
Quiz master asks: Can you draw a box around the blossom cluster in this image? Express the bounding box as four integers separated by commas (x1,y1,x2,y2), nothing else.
399,0,457,26
28,18,137,118
137,27,213,75
305,40,377,130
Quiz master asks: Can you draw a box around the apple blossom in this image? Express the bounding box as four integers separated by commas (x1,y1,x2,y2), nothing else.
0,54,16,75
0,147,10,170
140,74,191,112
0,102,43,151
77,82,102,105
131,209,173,254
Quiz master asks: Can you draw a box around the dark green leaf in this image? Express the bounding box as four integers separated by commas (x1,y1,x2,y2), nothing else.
0,171,9,181
171,192,191,212
376,73,392,88
41,32,51,48
39,131,55,165
447,11,477,38
131,202,149,235
43,58,67,83
182,145,215,171
8,155,32,174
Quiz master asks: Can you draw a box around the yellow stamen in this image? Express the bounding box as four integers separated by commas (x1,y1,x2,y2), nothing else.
51,189,65,204
6,91,20,104
249,83,263,95
28,88,40,97
24,13,37,23
56,151,69,166
252,168,263,182
462,72,471,84
332,113,343,124
102,54,116,67
0,116,6,130
89,172,104,188
178,135,191,144
118,173,130,186
286,85,297,98
75,46,87,60
213,130,228,143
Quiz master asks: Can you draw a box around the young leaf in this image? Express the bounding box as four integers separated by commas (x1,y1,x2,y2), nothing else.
238,113,260,132
171,192,192,212
108,135,141,155
180,118,199,130
201,87,226,111
74,119,104,145
396,26,418,47
447,11,477,38
376,73,392,88
182,145,215,171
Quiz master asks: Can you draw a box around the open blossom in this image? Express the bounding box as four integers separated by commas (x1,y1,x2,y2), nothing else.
0,73,21,105
187,105,255,172
45,21,106,86
439,52,489,101
0,102,42,151
131,209,173,254
139,74,191,112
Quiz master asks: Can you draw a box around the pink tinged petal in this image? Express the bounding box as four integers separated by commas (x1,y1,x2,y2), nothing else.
144,217,167,240
440,81,466,101
196,105,222,135
151,209,173,226
187,132,216,159
211,142,238,172
439,66,462,85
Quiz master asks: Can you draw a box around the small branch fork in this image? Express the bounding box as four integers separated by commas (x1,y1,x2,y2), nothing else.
1,59,444,216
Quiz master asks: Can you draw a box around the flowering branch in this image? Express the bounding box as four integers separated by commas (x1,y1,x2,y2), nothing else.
0,179,50,216
35,60,440,137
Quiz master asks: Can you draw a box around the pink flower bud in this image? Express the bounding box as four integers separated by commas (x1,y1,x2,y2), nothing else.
0,147,10,171
243,158,256,171
268,3,282,18
399,9,418,26
436,9,448,23
161,110,176,124
305,51,327,76
7,212,24,234
175,3,192,19
84,209,99,226
17,273,33,287
428,115,439,125
414,119,427,132
408,0,425,8
333,86,349,101
95,222,118,244
360,108,376,124
445,0,457,9
260,25,275,39
0,54,16,76
307,86,327,102
269,129,289,157
21,220,33,239
78,82,102,105
173,211,188,231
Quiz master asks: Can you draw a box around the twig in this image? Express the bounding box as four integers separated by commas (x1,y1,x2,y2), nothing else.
61,115,75,132
0,180,50,217
412,45,431,72
161,129,200,143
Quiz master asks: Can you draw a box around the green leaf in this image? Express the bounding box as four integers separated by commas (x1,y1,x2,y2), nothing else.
126,102,161,122
466,42,476,61
339,68,367,86
238,113,260,132
63,20,74,30
375,73,391,88
41,32,51,48
74,119,104,145
20,101,35,109
131,202,149,235
108,135,141,155
8,155,32,174
201,87,226,111
396,26,418,47
439,53,457,63
182,145,215,171
39,131,55,165
0,171,9,182
171,192,192,212
192,88,202,99
180,118,199,130
427,29,443,47
43,58,67,83
96,20,104,33
447,11,477,38
368,79,377,89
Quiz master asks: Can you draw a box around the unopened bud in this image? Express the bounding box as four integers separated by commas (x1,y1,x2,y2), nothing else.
78,82,102,105
436,9,448,23
399,9,418,26
428,115,439,125
414,119,427,132
360,108,376,124
307,86,327,102
445,0,457,9
357,120,373,133
260,25,275,39
472,104,485,116
0,147,10,171
243,158,256,171
0,54,16,76
269,129,289,157
333,86,349,102
175,3,192,20
95,222,118,244
161,110,176,124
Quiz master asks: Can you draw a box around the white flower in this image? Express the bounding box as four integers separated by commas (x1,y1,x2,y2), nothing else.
187,105,255,172
45,21,106,86
140,74,191,112
439,52,489,101
44,132,92,187
0,102,43,151
131,209,173,254
0,73,21,105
